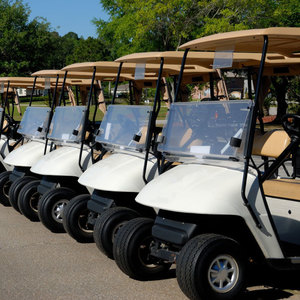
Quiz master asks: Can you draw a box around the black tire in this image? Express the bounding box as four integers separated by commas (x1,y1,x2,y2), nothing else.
38,187,76,233
62,194,93,243
9,176,37,212
18,180,41,222
94,207,140,258
176,234,246,300
113,217,171,280
0,171,12,206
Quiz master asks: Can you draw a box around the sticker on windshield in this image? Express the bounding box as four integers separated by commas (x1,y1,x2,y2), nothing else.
62,134,70,140
135,64,146,80
213,47,234,69
105,122,111,140
190,146,211,154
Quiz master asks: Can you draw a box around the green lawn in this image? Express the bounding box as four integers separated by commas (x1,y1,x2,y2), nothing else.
7,97,170,122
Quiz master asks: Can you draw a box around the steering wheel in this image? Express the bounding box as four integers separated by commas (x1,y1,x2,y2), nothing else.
282,114,300,138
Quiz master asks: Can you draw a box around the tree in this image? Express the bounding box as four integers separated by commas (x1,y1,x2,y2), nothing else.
66,37,111,65
95,0,300,118
94,0,283,58
0,0,65,75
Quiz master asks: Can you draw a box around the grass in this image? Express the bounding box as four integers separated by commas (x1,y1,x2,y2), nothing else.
7,97,170,122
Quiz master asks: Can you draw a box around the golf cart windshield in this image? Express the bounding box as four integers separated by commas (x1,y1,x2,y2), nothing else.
96,105,152,152
48,106,87,144
158,100,252,162
17,107,51,139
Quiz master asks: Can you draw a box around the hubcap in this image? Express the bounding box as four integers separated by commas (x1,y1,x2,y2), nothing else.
3,181,11,198
51,199,69,223
137,237,158,269
77,210,93,233
29,192,40,213
208,255,239,293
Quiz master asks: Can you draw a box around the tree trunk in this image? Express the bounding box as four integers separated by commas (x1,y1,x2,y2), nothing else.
271,76,288,123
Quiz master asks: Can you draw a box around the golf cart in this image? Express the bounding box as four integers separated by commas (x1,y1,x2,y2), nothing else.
112,27,300,300
15,69,105,225
0,76,60,207
0,78,33,173
61,60,184,244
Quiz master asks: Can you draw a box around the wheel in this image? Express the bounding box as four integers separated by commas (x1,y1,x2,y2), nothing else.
62,194,93,243
38,187,76,233
113,217,171,280
18,180,41,221
94,207,140,258
0,171,12,206
9,176,37,212
176,234,246,300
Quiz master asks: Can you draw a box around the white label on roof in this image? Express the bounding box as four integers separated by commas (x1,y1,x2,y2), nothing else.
135,63,146,80
213,47,234,69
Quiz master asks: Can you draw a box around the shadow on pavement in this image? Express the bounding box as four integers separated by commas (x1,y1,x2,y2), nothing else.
241,289,294,300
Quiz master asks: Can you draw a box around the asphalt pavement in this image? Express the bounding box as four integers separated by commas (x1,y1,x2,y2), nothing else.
1,204,300,300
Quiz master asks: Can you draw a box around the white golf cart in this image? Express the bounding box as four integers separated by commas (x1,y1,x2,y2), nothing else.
0,76,58,207
113,27,300,300
17,70,103,227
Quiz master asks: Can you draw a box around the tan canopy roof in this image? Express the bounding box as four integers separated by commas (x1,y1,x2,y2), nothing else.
179,27,300,57
115,51,266,69
62,60,188,77
31,70,66,77
0,77,46,84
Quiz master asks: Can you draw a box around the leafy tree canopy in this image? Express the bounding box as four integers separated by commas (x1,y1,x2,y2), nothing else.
94,0,300,58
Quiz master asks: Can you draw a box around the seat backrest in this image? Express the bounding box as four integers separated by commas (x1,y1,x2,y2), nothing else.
252,129,290,158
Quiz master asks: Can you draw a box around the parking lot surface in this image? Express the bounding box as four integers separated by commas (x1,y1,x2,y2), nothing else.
1,205,300,300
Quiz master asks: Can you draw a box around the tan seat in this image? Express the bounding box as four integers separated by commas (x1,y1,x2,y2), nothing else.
137,126,148,145
263,178,300,201
252,129,290,158
2,119,8,133
252,130,300,201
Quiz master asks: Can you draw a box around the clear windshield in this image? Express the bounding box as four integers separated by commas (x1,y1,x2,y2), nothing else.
158,100,252,162
17,107,51,139
96,105,152,152
48,106,87,144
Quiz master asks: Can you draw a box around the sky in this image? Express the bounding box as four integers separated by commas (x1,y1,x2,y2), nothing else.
24,0,109,38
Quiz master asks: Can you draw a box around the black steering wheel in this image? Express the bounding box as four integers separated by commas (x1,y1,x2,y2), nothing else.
282,114,300,138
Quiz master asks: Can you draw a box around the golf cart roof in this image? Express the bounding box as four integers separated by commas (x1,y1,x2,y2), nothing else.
117,51,300,72
31,70,66,77
179,27,300,57
0,77,47,84
115,51,263,68
62,60,193,77
0,77,62,90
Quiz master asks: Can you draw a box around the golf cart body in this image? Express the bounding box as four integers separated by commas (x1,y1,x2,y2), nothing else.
136,100,286,259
